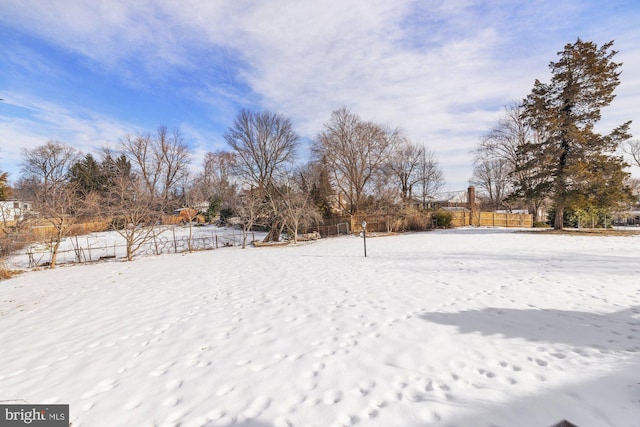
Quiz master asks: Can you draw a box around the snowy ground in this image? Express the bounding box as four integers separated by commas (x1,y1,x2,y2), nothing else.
10,225,254,269
1,228,639,427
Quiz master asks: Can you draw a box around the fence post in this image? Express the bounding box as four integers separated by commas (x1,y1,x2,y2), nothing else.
172,228,177,253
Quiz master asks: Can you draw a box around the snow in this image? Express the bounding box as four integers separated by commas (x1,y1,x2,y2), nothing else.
1,228,639,427
12,225,256,269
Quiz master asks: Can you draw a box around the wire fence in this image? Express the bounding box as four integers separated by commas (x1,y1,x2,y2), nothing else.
24,227,247,268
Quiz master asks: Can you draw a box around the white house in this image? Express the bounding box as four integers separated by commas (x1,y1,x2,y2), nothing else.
0,200,33,221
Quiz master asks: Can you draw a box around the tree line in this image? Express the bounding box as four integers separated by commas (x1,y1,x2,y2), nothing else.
2,107,445,267
470,39,638,229
2,38,638,269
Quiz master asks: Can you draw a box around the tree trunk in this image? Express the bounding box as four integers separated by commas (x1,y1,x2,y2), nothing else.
554,203,564,230
50,239,61,269
241,228,248,249
264,227,281,242
127,238,133,261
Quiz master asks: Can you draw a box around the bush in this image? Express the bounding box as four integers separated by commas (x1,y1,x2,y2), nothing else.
533,221,550,228
205,197,222,222
400,213,429,231
110,216,126,230
0,262,22,280
432,209,453,229
218,207,235,225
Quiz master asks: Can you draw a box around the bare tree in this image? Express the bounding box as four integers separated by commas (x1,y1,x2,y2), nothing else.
416,147,445,209
230,189,265,249
470,158,512,210
622,139,640,168
199,150,237,205
225,110,298,190
476,103,529,167
119,126,191,209
106,172,162,261
20,141,81,268
314,107,399,213
21,141,78,189
279,174,322,243
474,102,547,220
386,138,424,202
298,158,335,218
225,109,299,242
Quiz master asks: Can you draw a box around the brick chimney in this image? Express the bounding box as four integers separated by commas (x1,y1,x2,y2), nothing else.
468,186,477,216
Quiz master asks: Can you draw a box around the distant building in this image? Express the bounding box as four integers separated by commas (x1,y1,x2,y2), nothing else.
613,210,640,226
426,187,477,212
0,200,33,221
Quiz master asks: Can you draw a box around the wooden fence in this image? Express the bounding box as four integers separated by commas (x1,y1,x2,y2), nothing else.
30,220,111,237
345,211,532,233
451,211,533,227
2,215,185,239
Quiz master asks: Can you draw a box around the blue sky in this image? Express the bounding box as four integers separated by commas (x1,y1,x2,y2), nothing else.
1,0,639,190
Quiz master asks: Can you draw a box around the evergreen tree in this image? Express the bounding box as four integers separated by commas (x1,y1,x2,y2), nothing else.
0,172,11,201
310,159,334,218
68,154,106,195
517,39,632,229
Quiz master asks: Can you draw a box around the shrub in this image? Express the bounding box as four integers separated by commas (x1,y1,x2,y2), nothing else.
432,209,453,228
401,213,429,231
110,216,126,230
0,263,22,280
218,207,235,225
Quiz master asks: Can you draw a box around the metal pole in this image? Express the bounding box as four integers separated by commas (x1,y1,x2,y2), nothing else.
362,220,367,257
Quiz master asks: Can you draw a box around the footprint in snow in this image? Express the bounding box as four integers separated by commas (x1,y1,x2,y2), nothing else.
81,379,118,399
304,396,321,406
253,326,271,335
531,357,548,367
167,408,186,422
274,417,294,427
161,395,180,407
122,400,141,410
336,414,358,426
303,381,317,391
165,379,182,391
206,408,225,420
386,390,403,401
215,384,235,397
278,394,305,414
406,388,427,402
392,378,407,390
360,406,378,419
323,390,343,404
244,396,271,418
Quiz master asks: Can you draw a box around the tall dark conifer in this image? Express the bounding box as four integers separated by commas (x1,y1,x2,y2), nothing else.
517,39,632,229
68,154,105,195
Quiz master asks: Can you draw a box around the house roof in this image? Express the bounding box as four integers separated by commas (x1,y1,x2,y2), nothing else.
429,190,468,204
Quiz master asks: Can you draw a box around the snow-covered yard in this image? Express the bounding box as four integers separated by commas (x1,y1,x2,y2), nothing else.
1,228,639,427
10,225,253,269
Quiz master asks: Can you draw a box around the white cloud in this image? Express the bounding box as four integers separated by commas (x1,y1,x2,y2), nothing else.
1,0,639,189
0,93,138,181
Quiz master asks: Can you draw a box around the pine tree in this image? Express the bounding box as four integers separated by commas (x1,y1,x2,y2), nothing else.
0,172,11,201
310,158,334,218
68,153,106,195
517,39,632,229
